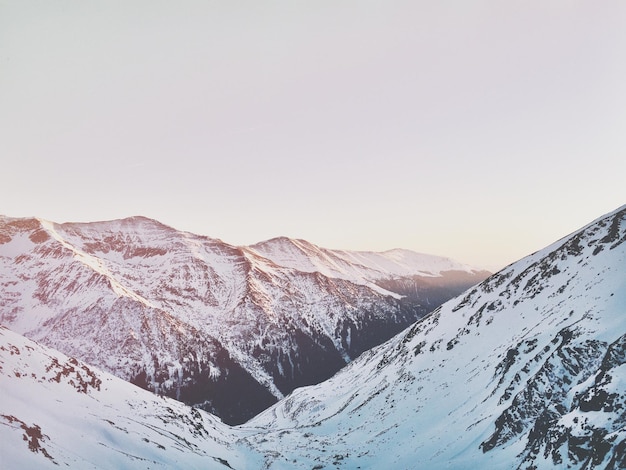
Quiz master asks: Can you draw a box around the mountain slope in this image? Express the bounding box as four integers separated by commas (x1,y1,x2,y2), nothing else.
241,205,626,469
0,326,258,469
0,216,488,424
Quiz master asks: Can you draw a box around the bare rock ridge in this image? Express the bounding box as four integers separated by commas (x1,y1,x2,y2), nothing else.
0,215,489,424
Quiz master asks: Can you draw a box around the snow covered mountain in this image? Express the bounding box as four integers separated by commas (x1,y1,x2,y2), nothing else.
0,215,488,425
240,204,626,468
1,205,624,469
0,326,258,469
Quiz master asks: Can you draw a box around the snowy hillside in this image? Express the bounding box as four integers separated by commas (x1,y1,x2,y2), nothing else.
0,216,487,424
0,326,259,469
241,205,626,468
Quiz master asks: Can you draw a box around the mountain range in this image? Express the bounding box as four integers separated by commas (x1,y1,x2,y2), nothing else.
1,205,624,469
243,205,626,468
0,215,488,424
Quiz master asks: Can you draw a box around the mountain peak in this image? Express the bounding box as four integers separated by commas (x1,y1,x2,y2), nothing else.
0,213,488,425
56,215,174,232
250,237,487,280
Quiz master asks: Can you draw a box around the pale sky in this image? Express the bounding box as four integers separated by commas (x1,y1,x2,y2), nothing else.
1,1,625,271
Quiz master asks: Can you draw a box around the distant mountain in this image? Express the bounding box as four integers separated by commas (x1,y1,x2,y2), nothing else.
242,204,626,468
0,215,488,424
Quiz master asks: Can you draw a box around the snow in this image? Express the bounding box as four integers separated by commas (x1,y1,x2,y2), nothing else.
0,326,263,469
1,215,487,417
1,206,624,468
249,236,483,287
39,219,158,309
238,204,626,468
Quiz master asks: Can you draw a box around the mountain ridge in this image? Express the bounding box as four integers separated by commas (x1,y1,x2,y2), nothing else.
240,204,626,468
0,214,488,424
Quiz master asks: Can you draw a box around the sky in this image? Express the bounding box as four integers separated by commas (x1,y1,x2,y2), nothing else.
1,1,625,271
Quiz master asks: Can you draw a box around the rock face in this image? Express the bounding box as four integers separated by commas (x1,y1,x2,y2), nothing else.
0,215,488,424
242,205,626,469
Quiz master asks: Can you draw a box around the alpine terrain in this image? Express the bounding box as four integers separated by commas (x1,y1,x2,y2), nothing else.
242,204,626,468
0,205,624,468
0,216,488,424
0,325,258,469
